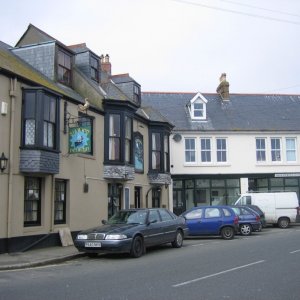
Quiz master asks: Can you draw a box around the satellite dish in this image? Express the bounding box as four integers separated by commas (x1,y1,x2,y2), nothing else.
173,133,182,142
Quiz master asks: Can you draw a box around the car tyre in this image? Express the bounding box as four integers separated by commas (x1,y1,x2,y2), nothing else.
239,224,252,236
221,226,234,240
171,230,183,248
278,217,289,229
130,236,144,258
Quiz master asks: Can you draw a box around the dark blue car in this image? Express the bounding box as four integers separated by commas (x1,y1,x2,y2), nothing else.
230,206,261,236
181,206,239,240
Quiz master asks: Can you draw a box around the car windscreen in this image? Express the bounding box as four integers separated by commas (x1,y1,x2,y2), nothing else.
108,210,147,225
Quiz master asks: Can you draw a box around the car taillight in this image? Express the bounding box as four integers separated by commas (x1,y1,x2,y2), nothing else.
234,216,239,224
256,215,260,222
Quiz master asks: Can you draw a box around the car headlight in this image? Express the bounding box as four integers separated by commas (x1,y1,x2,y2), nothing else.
105,234,127,240
77,234,88,240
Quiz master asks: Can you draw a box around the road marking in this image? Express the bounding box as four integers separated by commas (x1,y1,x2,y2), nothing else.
191,243,205,247
172,260,265,288
290,249,300,254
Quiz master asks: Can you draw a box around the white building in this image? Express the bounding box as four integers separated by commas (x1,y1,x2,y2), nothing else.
142,74,300,215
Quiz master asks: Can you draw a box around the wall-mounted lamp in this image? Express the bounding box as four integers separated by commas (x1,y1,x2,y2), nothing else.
0,152,8,172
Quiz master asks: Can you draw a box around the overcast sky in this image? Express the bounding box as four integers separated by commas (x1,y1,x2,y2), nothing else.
1,0,300,94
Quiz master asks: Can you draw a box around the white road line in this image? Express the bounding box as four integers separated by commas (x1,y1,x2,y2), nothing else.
290,249,300,254
191,243,205,247
172,260,265,288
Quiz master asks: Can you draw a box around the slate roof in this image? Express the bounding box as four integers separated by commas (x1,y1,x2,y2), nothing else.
142,92,300,132
0,41,83,103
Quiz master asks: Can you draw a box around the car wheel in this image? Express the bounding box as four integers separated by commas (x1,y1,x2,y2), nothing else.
171,230,183,248
278,217,289,229
240,224,252,236
130,236,144,258
221,226,234,240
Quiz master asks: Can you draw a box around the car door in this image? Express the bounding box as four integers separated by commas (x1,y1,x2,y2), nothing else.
158,209,177,242
200,207,222,234
143,209,163,246
184,208,204,235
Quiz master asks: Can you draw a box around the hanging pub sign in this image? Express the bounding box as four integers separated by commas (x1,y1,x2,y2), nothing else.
69,125,91,154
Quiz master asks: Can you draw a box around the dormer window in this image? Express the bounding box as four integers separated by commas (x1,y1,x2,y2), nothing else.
90,55,99,82
57,48,72,86
188,92,207,120
133,84,141,105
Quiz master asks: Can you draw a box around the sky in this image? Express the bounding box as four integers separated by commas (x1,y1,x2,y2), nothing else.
1,0,300,94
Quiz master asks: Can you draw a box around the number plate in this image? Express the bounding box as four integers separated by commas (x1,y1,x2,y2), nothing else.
85,242,102,248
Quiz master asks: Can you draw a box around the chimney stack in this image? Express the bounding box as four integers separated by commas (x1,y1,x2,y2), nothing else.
216,73,230,101
100,54,111,76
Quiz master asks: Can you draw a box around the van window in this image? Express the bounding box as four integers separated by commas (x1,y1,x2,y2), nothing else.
240,196,252,205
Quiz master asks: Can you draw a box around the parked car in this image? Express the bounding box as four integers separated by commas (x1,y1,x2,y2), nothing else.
74,208,188,258
230,206,261,236
181,206,239,240
243,204,266,228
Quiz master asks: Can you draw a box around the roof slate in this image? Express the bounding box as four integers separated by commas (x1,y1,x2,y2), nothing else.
142,92,300,132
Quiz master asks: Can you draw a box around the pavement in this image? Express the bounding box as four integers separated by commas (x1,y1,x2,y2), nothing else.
0,245,85,271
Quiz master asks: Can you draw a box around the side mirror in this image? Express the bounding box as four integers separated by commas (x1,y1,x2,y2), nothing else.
102,219,107,225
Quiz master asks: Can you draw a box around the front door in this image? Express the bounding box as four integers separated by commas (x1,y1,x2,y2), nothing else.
173,190,185,215
134,187,141,208
108,183,122,219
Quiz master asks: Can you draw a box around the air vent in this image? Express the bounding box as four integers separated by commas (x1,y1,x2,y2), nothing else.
173,133,182,142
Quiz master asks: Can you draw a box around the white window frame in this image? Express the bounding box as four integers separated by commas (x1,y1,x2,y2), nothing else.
185,138,197,163
216,138,227,162
188,93,207,120
270,137,282,162
285,137,297,162
200,137,212,162
255,137,267,162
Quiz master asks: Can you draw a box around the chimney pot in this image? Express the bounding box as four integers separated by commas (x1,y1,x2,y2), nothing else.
100,54,111,76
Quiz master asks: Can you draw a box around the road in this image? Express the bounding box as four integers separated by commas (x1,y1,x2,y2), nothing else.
1,226,300,300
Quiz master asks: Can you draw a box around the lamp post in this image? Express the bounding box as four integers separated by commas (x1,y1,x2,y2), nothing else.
0,152,8,172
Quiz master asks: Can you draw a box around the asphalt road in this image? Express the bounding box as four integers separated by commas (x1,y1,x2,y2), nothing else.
1,226,300,300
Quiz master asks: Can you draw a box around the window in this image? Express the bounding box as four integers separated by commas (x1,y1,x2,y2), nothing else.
43,95,56,148
185,138,196,163
159,209,174,221
200,138,211,162
256,138,266,162
185,209,202,219
109,114,121,160
188,93,207,120
22,89,59,150
286,138,296,162
54,180,67,224
205,208,221,218
216,138,227,162
134,133,144,172
193,100,204,118
133,85,140,104
152,133,161,170
90,55,99,82
271,138,281,161
164,135,169,171
24,177,41,227
125,116,132,163
57,48,72,86
106,112,133,164
149,210,160,222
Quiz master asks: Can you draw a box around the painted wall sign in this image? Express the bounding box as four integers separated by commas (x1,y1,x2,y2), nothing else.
69,126,91,154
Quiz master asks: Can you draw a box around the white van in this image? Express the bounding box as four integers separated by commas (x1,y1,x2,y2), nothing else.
234,192,300,228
